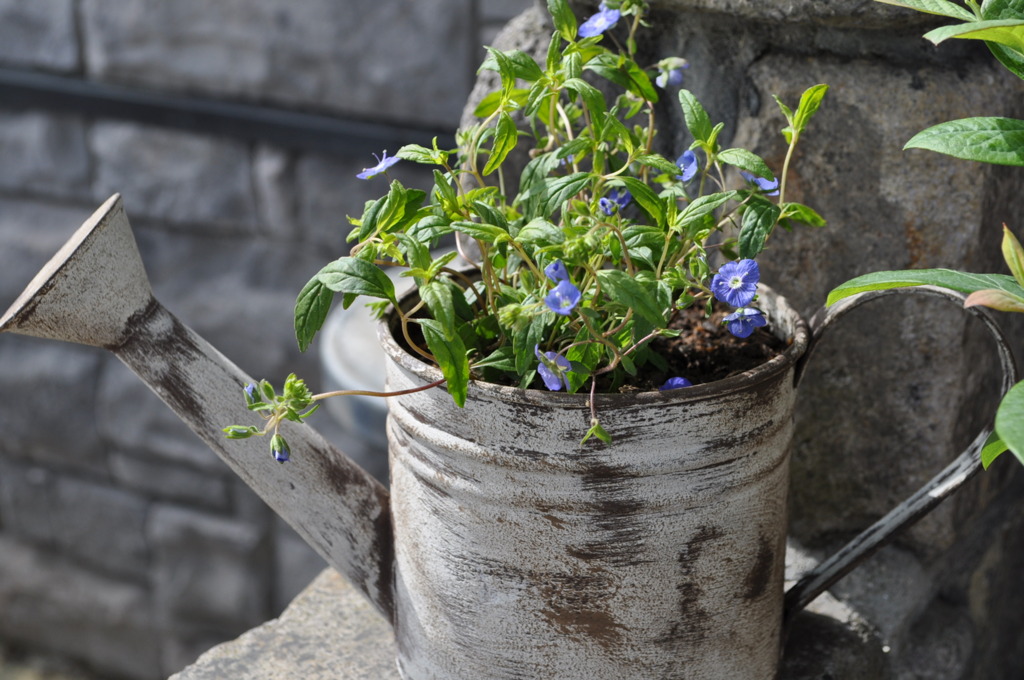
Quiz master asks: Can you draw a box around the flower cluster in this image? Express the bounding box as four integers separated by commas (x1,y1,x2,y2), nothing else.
232,0,828,453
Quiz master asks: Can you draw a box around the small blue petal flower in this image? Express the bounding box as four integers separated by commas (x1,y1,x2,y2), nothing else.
711,259,760,308
535,345,572,391
356,150,400,180
271,434,290,463
599,187,632,216
545,260,569,283
723,307,767,339
578,2,621,38
676,150,699,183
544,279,582,316
659,377,693,390
740,171,780,196
243,382,259,405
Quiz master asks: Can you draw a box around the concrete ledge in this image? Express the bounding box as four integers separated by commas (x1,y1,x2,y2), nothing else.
171,542,890,679
169,569,396,680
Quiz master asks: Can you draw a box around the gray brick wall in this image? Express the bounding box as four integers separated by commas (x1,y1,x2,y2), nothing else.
0,0,530,677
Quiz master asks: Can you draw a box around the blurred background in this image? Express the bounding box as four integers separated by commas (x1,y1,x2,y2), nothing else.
0,1,530,677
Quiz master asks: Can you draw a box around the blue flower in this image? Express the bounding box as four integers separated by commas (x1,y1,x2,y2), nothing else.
243,382,259,405
271,434,290,463
740,171,780,196
545,260,569,283
723,307,767,339
659,377,693,390
711,259,760,308
655,58,689,89
356,150,400,180
535,345,572,391
676,150,699,183
599,187,632,216
578,2,621,38
544,279,582,316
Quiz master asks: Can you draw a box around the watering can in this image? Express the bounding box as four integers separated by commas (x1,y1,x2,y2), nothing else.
1,195,1017,678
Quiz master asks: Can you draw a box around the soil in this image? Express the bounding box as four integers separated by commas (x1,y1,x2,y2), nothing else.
627,303,786,392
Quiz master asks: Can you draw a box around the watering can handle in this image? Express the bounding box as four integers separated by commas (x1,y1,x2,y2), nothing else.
783,285,1019,621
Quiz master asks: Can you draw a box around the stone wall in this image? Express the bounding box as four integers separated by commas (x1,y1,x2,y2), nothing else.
0,1,529,678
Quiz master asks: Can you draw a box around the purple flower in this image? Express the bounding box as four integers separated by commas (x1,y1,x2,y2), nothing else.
535,345,572,391
659,377,693,390
545,260,569,283
544,279,582,316
599,188,632,216
711,259,760,308
740,171,780,196
676,150,699,183
243,382,259,405
356,150,400,180
578,2,620,38
723,307,767,339
271,434,290,463
655,58,689,89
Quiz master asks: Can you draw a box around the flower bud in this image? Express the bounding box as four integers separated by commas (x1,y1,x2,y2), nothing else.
271,434,291,463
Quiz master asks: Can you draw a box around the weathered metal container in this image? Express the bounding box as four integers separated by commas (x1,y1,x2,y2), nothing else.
3,197,1017,680
380,288,807,679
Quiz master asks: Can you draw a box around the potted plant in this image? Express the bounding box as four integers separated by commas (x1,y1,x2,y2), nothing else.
221,0,839,675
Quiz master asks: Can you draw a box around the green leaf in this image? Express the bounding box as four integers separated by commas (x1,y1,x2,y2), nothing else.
513,312,549,374
963,287,1024,311
596,269,666,325
474,89,530,118
396,144,437,164
294,277,335,352
873,0,977,20
923,19,1024,52
473,346,517,372
480,49,544,82
905,117,1024,166
793,84,830,135
981,431,1009,469
547,0,578,43
634,153,683,175
317,257,397,302
419,279,457,333
1002,225,1024,286
543,172,592,217
678,89,713,143
780,202,827,227
995,381,1024,466
432,169,459,214
717,148,774,179
450,220,509,243
738,198,781,259
826,269,1024,305
580,419,612,445
515,217,566,245
483,112,519,176
616,177,665,227
418,319,469,407
564,77,608,118
675,191,739,230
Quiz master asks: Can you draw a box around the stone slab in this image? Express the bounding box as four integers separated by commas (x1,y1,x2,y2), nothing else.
171,542,891,680
0,0,79,71
80,0,476,128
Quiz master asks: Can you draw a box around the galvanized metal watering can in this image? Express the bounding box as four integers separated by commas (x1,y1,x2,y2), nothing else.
2,195,1018,679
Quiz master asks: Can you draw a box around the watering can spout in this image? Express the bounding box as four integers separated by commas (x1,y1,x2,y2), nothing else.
0,195,396,622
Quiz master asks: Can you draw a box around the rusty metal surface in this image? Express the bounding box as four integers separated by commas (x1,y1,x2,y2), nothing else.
0,196,396,621
380,288,809,679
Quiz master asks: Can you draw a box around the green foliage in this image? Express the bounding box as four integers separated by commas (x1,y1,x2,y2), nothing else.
284,0,826,408
905,117,1024,165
